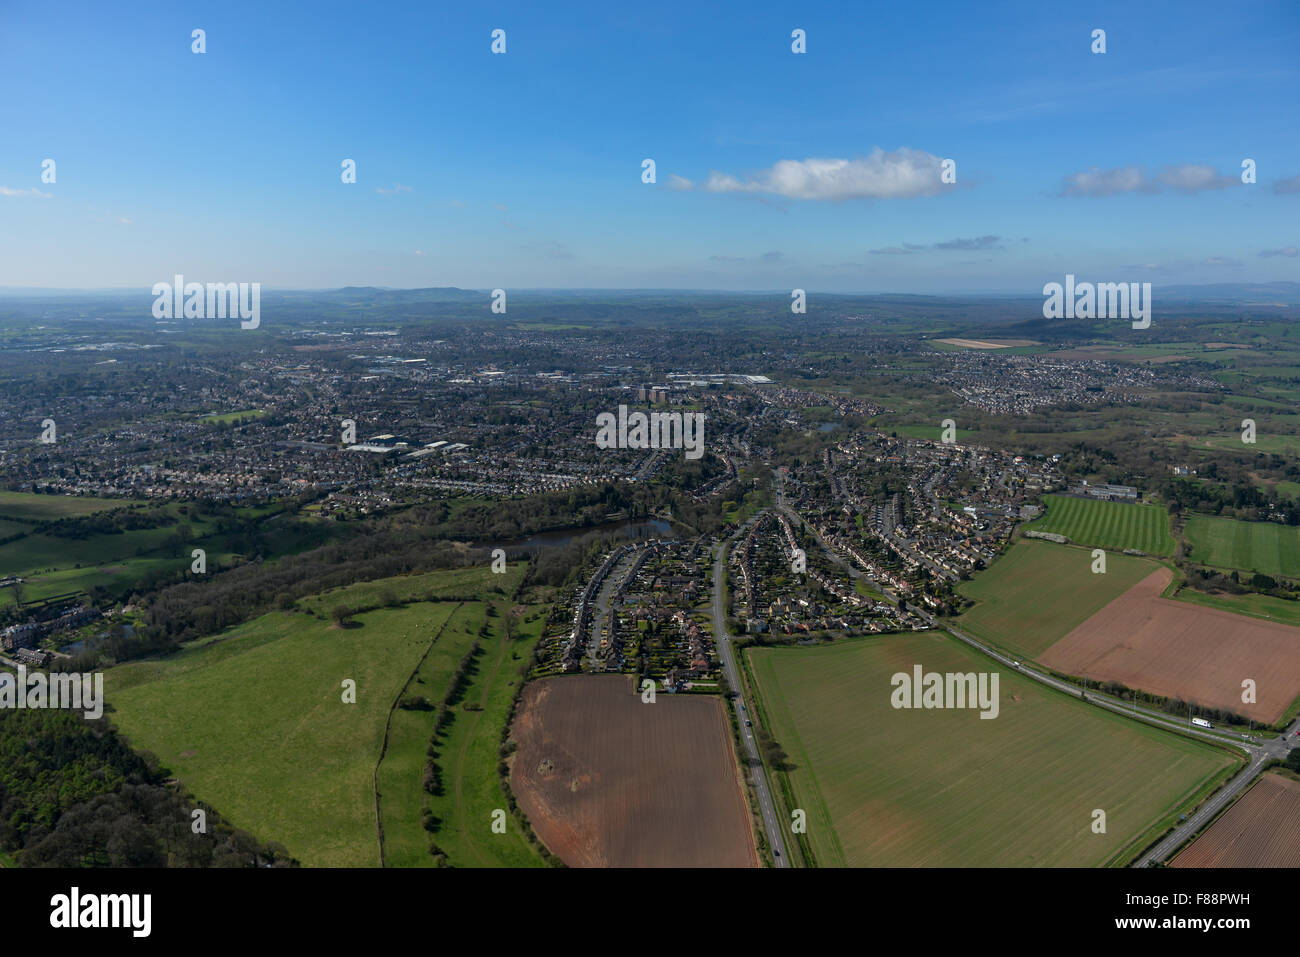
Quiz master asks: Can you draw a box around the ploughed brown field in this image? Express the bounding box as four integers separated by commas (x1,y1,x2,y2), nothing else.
1173,773,1300,868
509,675,758,867
1039,568,1300,723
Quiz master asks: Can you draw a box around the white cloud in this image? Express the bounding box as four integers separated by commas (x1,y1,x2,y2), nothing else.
1260,246,1298,258
1062,163,1237,196
683,149,950,201
1157,164,1236,193
0,186,52,198
1060,166,1151,197
375,184,412,195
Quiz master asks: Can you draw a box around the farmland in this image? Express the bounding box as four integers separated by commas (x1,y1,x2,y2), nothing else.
510,675,757,867
1183,514,1300,579
746,632,1238,867
106,564,533,868
107,601,448,866
1025,495,1175,556
1173,586,1300,629
0,490,142,522
957,539,1160,660
1039,568,1300,724
1172,772,1300,868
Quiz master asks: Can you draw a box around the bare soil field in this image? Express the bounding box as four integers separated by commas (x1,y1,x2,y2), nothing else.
1172,772,1300,868
510,675,757,867
1039,568,1300,723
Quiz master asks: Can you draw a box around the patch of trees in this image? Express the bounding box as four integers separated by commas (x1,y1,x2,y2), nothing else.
135,530,487,657
0,710,295,867
421,642,481,799
754,726,794,772
40,507,178,540
1084,679,1256,728
1179,565,1300,602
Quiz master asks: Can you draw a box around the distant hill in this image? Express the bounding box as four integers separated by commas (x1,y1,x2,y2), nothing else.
1154,282,1300,304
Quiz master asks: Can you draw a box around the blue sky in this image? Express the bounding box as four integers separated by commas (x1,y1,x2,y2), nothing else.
1,0,1298,292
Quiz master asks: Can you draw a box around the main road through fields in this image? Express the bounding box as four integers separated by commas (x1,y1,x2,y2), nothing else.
711,523,790,867
772,485,1300,867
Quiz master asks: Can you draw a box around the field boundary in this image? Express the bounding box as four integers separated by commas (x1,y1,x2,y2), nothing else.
373,601,462,867
1163,768,1274,866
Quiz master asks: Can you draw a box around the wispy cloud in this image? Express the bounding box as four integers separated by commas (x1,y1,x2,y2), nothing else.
0,186,52,198
520,240,573,260
1157,164,1236,193
1061,166,1153,197
870,236,1004,255
676,149,952,201
1260,246,1298,258
375,183,412,195
933,235,1004,251
1273,173,1300,195
708,251,784,264
1061,164,1237,197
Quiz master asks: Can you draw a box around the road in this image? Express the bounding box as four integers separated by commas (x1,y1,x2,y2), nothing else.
710,524,790,867
775,481,1300,867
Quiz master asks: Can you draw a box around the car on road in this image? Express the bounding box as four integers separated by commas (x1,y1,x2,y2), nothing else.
745,719,751,727
740,703,745,710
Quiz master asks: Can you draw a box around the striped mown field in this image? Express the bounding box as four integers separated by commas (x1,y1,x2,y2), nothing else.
1025,494,1174,556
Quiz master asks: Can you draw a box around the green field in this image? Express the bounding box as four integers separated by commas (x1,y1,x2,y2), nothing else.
299,563,516,616
0,490,143,522
106,562,541,868
200,408,267,424
1173,586,1300,628
420,607,547,868
108,600,452,866
1025,494,1174,556
1184,514,1300,579
746,633,1238,867
884,423,978,444
0,502,340,604
375,604,478,867
957,539,1160,659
